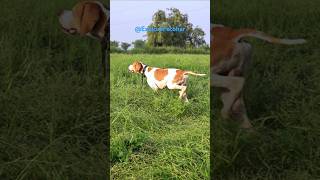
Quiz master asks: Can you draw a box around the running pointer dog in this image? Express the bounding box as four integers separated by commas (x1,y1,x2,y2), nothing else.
128,61,206,102
211,24,306,128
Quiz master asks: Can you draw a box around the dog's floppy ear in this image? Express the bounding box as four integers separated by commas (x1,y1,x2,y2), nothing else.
73,2,101,36
133,61,143,73
91,5,108,38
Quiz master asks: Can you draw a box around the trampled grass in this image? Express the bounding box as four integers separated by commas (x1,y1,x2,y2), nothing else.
212,0,320,179
110,54,210,179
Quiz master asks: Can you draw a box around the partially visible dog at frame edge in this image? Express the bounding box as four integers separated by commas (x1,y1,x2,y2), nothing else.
211,24,306,129
57,1,110,75
128,61,206,102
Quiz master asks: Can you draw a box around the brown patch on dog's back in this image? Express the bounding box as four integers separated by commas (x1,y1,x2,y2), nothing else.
172,70,185,83
147,67,153,72
154,69,168,81
211,27,256,66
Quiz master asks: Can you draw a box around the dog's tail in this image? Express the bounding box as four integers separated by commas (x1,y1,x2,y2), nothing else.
233,29,306,45
211,24,225,28
184,71,206,76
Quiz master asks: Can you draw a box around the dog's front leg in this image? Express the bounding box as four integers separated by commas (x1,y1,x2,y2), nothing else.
146,79,159,91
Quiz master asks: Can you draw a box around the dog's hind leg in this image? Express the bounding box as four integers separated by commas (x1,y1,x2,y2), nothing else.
231,93,252,129
228,42,253,128
178,78,189,102
218,42,253,126
181,89,189,102
212,74,245,115
178,86,188,102
168,83,189,102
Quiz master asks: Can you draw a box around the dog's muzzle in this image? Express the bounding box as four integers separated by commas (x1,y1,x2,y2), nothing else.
58,10,77,35
61,27,77,35
128,65,134,73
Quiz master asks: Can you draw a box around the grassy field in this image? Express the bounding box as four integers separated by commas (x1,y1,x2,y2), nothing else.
110,54,210,179
0,0,109,179
212,0,320,179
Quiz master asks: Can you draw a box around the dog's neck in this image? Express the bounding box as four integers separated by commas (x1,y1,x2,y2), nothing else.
141,64,148,76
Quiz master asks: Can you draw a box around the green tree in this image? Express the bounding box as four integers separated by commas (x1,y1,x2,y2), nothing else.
146,8,205,48
190,27,206,47
110,40,119,48
121,42,131,51
132,39,146,49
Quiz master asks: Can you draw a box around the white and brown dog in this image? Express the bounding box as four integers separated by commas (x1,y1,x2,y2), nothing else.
211,24,306,128
58,0,110,77
128,61,206,102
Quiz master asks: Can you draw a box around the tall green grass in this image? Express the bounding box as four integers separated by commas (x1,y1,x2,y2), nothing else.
212,0,320,179
0,0,108,179
111,54,210,179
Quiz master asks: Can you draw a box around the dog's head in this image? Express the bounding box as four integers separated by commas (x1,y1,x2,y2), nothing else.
128,61,144,73
58,1,109,40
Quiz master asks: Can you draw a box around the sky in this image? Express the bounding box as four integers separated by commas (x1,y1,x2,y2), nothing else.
110,0,210,45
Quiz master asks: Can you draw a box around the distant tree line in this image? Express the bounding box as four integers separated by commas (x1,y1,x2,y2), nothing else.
111,8,209,54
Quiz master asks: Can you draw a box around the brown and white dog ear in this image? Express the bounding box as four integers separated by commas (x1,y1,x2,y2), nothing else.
72,2,101,36
133,61,143,73
92,5,108,38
